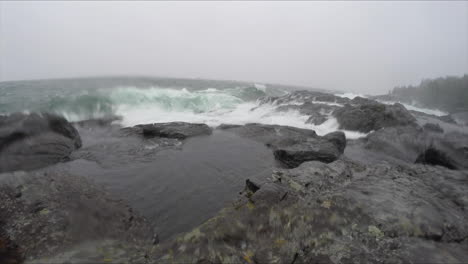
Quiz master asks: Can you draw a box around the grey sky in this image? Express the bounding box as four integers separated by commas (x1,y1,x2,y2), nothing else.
1,1,467,94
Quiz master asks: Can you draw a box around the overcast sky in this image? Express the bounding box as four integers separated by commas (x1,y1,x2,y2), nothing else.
0,1,467,94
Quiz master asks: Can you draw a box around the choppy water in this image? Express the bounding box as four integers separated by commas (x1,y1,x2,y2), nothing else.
0,77,358,137
1,77,450,139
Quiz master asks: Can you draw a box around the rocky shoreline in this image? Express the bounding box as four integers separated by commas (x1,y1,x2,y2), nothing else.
1,91,467,263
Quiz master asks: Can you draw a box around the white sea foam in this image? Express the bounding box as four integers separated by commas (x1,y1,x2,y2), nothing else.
334,92,367,99
311,101,344,107
48,86,366,139
254,83,267,92
108,87,365,139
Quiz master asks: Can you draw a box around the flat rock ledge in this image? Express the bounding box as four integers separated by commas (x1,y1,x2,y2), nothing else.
122,122,212,140
219,123,346,168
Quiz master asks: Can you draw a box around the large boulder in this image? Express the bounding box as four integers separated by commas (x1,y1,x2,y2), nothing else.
415,147,457,170
122,122,212,140
345,125,468,170
218,123,317,144
219,123,346,168
333,102,417,133
0,113,82,173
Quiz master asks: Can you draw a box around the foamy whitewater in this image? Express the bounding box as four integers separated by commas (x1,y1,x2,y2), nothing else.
1,79,449,140
0,80,367,139
88,86,365,139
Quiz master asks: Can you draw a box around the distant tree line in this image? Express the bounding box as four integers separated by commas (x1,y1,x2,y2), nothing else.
390,74,468,113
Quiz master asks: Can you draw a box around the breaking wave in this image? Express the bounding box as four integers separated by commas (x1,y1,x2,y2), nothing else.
15,85,364,139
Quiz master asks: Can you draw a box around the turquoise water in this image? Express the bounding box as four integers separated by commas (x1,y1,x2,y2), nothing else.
0,77,285,122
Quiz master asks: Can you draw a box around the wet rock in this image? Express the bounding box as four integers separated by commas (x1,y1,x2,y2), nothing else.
152,234,160,245
439,115,457,124
350,96,376,105
333,102,417,133
362,125,428,163
409,110,457,125
245,179,260,193
342,163,468,244
123,122,212,139
73,116,122,127
277,159,352,194
250,182,289,204
355,125,468,170
275,102,336,126
0,169,153,263
258,90,350,106
151,159,468,263
259,91,345,126
220,124,345,168
306,114,328,125
415,147,457,170
218,123,317,144
216,124,242,130
423,123,444,133
0,229,22,264
277,102,337,116
0,113,82,173
273,137,343,168
322,131,346,153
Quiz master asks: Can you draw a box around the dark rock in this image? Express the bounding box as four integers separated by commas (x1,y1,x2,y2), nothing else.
218,123,317,144
259,91,345,126
423,123,444,133
350,96,377,105
47,114,82,148
273,137,343,168
306,114,328,125
258,90,350,106
245,179,260,193
353,125,468,170
152,234,160,245
409,110,457,125
123,122,212,139
0,224,22,264
250,182,289,204
0,169,154,262
323,131,346,153
277,159,352,194
333,102,417,133
73,116,122,127
216,124,242,130
220,124,345,168
151,159,468,263
359,125,426,164
0,113,82,173
415,147,457,170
